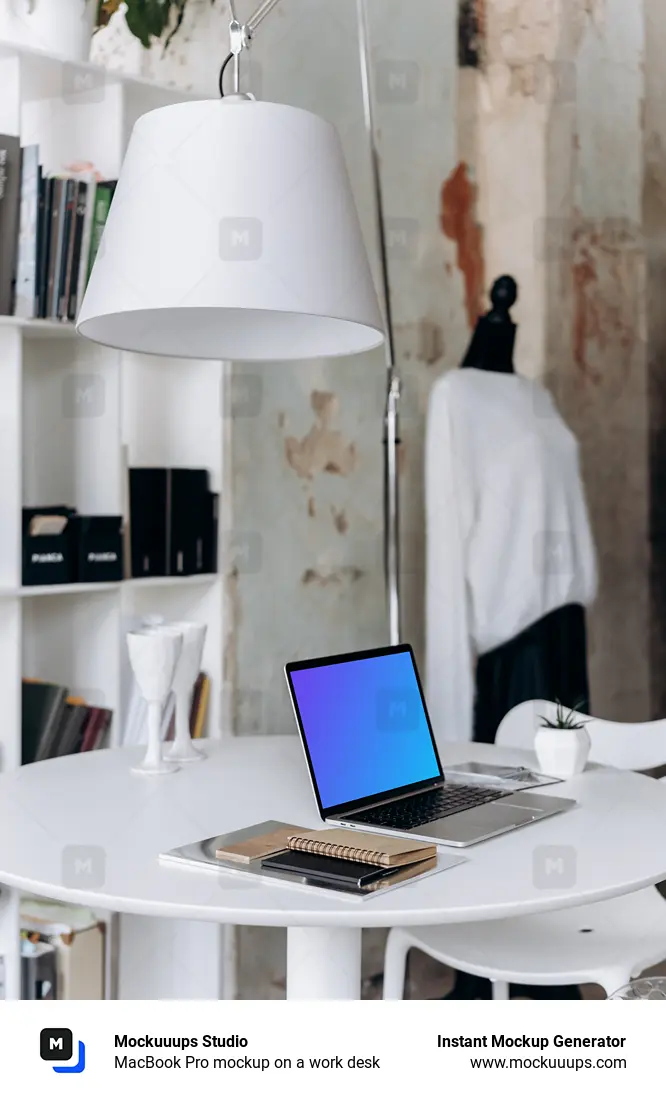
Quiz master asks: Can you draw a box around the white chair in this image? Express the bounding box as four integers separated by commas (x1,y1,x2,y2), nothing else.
383,700,666,999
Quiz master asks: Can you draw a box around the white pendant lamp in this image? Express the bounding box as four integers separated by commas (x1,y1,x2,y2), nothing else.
76,12,385,361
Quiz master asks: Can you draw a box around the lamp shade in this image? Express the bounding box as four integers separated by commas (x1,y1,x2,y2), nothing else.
76,98,385,360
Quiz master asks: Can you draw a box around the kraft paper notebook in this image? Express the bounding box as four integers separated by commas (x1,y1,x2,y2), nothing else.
215,823,306,864
284,829,436,868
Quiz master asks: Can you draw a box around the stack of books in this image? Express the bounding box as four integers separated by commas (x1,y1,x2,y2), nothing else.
255,828,439,894
160,820,465,900
22,679,112,764
0,134,116,321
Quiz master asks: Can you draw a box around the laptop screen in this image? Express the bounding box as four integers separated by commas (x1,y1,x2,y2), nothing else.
287,647,442,813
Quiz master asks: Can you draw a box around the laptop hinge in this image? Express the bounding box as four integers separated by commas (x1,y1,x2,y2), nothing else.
337,778,445,817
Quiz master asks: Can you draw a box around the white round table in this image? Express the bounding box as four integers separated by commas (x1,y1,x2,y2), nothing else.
1,737,666,999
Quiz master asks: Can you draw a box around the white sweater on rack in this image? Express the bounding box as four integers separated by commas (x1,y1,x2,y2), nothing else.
425,368,598,746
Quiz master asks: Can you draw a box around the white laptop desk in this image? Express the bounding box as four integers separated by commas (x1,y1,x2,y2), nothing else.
1,737,665,999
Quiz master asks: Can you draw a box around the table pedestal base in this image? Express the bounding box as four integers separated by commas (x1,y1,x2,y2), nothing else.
286,927,362,1000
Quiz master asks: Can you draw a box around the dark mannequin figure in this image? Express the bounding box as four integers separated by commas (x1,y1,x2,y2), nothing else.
444,272,582,1003
461,275,518,373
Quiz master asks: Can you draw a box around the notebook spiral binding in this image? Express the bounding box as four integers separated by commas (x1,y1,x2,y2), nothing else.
287,837,385,866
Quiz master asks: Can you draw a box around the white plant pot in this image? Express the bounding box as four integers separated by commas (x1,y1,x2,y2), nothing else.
534,724,591,779
0,0,97,62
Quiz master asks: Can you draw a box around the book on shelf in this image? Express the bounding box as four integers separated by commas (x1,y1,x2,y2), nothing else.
166,671,209,740
22,680,68,765
36,175,53,319
191,672,210,739
53,701,89,757
22,678,112,764
80,707,112,752
67,181,88,321
86,181,115,284
0,141,116,320
75,177,97,319
0,134,21,316
46,178,65,318
14,144,40,319
58,179,78,320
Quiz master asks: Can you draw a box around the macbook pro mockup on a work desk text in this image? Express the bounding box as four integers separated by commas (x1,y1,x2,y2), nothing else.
285,644,574,847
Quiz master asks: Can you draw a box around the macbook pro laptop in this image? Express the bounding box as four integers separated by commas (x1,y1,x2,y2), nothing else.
285,644,575,847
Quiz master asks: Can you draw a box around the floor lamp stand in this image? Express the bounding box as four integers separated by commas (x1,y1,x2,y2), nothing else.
357,0,402,648
384,372,401,647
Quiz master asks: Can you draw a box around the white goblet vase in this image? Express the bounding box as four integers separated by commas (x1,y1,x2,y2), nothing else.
155,622,207,764
126,629,183,775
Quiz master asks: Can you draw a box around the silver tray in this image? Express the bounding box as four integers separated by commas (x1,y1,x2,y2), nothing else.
159,820,466,902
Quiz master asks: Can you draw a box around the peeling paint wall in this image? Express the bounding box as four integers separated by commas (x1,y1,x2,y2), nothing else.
465,0,650,720
644,0,666,719
544,0,650,720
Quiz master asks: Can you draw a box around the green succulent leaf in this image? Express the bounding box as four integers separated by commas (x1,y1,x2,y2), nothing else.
539,699,589,730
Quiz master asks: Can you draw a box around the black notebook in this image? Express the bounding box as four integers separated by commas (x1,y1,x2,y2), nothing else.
261,850,396,888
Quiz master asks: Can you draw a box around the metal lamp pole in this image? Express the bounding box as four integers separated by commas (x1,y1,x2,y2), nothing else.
356,0,401,647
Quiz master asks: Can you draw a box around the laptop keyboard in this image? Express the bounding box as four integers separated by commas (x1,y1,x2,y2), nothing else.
345,784,506,831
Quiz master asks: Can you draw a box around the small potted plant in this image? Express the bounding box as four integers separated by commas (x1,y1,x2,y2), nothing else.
534,701,591,779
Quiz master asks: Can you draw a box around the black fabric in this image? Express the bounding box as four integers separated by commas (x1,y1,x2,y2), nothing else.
473,603,590,745
445,602,590,1000
461,315,516,373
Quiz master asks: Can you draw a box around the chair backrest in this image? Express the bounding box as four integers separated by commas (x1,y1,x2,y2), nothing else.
496,699,666,771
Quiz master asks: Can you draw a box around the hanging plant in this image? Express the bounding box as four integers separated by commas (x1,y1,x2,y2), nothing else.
96,1,217,49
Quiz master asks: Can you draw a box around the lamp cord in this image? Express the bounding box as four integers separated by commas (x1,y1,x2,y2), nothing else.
218,50,234,98
221,0,279,99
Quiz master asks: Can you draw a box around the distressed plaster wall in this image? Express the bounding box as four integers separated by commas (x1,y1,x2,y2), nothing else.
465,0,650,721
545,0,650,721
644,0,666,719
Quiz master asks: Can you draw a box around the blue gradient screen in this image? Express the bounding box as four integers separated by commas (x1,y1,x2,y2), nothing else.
289,650,441,810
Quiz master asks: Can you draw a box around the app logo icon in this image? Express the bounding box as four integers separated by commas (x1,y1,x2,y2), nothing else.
40,1028,86,1074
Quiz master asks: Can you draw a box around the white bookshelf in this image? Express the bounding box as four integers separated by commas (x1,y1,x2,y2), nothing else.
0,316,77,338
0,573,219,597
0,42,226,1000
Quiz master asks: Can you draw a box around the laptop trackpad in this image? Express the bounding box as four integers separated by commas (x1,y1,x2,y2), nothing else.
410,801,543,844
